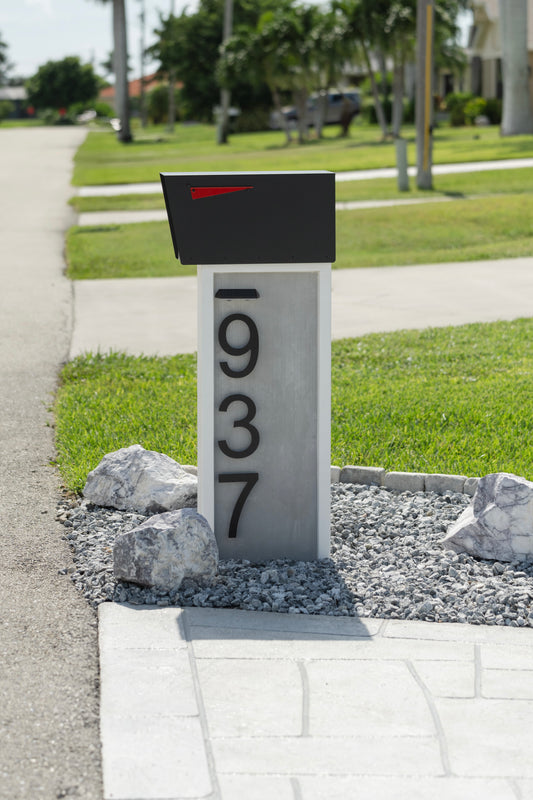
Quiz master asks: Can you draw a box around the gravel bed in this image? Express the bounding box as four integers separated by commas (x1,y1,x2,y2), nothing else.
57,483,533,627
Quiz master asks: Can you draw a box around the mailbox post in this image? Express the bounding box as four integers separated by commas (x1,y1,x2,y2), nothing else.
161,171,335,561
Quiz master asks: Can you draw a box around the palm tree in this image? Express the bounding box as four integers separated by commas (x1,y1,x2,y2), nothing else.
308,9,351,138
93,0,132,142
499,0,533,135
335,0,390,139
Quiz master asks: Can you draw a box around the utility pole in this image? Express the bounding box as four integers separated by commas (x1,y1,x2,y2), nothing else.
138,0,147,128
416,0,434,189
217,0,233,144
167,0,176,132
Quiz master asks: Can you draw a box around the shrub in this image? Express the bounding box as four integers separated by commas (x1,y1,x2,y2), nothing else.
39,108,76,125
94,101,114,118
232,107,270,133
147,85,181,125
69,100,115,119
445,91,474,126
403,97,415,124
464,96,487,125
363,98,392,125
485,97,502,125
0,99,14,121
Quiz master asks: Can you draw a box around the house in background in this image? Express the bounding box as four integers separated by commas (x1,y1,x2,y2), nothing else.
98,72,162,112
0,86,28,118
468,0,533,105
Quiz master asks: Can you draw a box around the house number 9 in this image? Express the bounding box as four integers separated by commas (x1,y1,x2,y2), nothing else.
216,302,260,538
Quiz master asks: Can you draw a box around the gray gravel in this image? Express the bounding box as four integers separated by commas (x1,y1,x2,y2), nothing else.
57,483,533,627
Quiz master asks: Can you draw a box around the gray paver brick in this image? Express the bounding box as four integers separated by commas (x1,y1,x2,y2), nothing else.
515,779,533,799
218,775,295,800
481,642,533,669
100,648,198,717
330,465,341,482
297,776,517,800
482,668,533,700
435,697,533,777
99,603,186,650
385,619,533,645
340,465,386,485
213,735,443,776
196,659,303,737
412,659,476,698
306,660,435,736
463,477,479,496
424,473,467,494
101,716,211,799
384,471,426,492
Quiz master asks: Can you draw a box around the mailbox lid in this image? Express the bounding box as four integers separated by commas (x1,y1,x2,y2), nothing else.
160,171,335,265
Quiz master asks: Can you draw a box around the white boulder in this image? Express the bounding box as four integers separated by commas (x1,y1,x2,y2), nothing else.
113,508,218,592
443,472,533,562
83,444,197,514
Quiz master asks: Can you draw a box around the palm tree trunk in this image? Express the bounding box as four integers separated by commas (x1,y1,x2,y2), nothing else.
293,87,309,144
167,69,176,132
313,91,327,138
392,58,405,138
113,0,132,142
361,41,389,138
271,86,293,144
499,0,533,135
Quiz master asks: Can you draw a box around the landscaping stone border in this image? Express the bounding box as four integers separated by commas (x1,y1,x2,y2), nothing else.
330,465,479,496
184,464,478,497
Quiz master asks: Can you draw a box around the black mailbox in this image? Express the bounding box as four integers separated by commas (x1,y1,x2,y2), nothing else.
160,171,335,265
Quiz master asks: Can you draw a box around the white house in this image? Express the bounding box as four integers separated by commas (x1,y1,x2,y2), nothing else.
468,0,533,105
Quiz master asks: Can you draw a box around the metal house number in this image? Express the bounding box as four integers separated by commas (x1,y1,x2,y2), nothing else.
215,291,260,538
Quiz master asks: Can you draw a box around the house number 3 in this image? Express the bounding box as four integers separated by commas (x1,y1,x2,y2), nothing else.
216,303,260,538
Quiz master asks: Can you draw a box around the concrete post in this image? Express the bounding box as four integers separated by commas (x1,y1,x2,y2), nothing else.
395,138,409,192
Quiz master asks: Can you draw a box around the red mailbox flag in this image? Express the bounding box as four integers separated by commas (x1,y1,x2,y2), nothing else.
190,185,253,200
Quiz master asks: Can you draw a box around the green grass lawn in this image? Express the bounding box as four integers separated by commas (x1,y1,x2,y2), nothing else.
0,119,45,128
72,122,533,186
69,166,533,213
66,192,533,279
58,121,533,494
55,318,533,494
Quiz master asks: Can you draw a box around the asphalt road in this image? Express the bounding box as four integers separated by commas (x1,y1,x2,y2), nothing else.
0,127,102,799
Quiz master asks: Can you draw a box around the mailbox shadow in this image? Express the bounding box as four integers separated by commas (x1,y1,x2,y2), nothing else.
176,604,375,645
172,559,372,642
74,225,121,234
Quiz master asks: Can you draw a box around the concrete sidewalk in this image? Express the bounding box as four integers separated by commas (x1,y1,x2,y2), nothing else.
71,257,533,358
100,604,533,800
0,127,102,798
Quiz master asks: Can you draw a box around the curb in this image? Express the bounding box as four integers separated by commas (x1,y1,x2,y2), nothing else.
331,465,478,496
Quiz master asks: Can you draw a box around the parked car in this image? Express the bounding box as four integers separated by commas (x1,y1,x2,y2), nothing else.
269,90,361,130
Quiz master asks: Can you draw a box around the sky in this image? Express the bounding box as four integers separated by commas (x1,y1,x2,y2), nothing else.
2,0,198,80
2,0,472,83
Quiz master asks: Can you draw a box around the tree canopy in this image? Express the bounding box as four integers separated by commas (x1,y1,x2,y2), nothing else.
150,0,277,122
0,30,12,85
150,0,469,137
26,57,100,111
